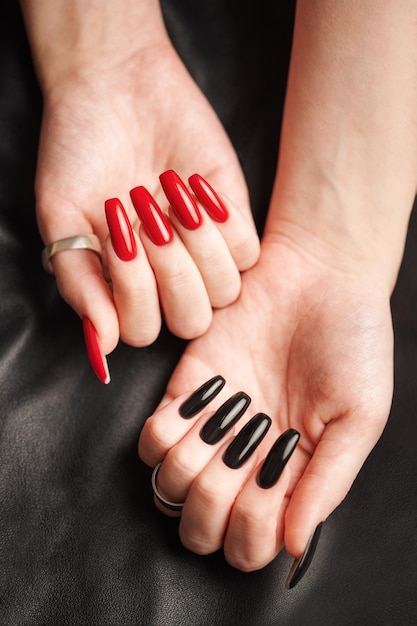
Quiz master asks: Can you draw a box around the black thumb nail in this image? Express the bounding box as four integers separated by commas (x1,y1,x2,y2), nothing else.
286,523,323,589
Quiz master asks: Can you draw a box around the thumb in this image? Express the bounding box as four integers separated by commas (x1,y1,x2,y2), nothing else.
284,413,387,557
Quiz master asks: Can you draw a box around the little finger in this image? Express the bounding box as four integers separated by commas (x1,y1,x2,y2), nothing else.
188,174,260,271
138,375,226,467
159,170,241,308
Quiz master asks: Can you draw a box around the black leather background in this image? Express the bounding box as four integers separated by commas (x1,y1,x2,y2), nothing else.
1,2,416,624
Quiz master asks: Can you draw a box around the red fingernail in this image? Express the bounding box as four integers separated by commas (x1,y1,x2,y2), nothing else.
105,198,137,261
130,186,173,246
82,317,110,384
188,174,229,223
159,170,202,230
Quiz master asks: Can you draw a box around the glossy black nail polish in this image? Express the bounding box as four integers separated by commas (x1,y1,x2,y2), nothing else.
200,392,251,444
258,429,300,489
179,375,226,418
286,523,323,589
223,413,271,469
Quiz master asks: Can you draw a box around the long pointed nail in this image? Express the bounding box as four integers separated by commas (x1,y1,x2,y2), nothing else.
286,523,323,589
130,186,173,245
200,392,251,444
179,375,226,418
105,198,137,261
257,429,300,489
82,317,110,384
223,413,271,469
188,174,229,223
160,170,202,230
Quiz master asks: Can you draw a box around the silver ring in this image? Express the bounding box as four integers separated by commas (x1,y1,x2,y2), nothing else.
41,234,102,273
151,462,185,512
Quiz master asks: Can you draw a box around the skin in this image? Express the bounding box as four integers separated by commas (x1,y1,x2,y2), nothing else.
140,0,417,566
20,0,260,351
22,0,417,570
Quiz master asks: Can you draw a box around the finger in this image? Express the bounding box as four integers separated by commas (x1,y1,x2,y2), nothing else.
188,173,260,271
179,413,271,555
224,429,300,572
152,412,227,519
130,185,212,339
47,238,119,382
138,375,227,467
155,391,251,507
168,209,241,308
159,170,241,308
284,413,386,557
224,466,289,572
105,198,161,347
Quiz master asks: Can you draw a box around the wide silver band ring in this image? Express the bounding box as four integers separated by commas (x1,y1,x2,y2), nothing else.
41,234,102,273
151,462,185,512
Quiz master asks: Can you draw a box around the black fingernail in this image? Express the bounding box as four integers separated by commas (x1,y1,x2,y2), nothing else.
286,523,323,589
179,375,226,418
222,413,271,469
257,429,300,489
200,392,251,444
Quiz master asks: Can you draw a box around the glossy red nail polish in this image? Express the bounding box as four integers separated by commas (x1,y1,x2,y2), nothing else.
105,198,137,261
130,186,173,246
159,170,202,230
82,317,110,384
188,174,229,223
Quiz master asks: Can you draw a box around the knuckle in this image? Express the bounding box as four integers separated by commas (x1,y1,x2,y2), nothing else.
211,280,241,309
232,234,260,271
142,416,170,455
120,322,160,348
225,549,267,573
197,243,227,268
179,527,219,556
166,447,197,482
168,310,212,340
163,262,197,291
224,503,277,572
192,475,220,511
232,499,263,529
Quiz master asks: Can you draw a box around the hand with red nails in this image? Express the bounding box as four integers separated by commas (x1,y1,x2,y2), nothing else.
20,0,259,383
102,171,259,369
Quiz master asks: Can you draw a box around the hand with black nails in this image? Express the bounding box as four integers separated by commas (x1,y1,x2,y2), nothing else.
140,373,305,573
139,231,394,577
138,1,417,581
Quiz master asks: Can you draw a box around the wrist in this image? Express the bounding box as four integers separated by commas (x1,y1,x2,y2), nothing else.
21,0,168,93
264,177,415,295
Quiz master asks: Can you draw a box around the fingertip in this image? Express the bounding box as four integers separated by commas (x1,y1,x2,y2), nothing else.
285,523,324,590
194,188,260,271
188,173,230,223
82,316,112,385
105,197,137,262
283,475,328,558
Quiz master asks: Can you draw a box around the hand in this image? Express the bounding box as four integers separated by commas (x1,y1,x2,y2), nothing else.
138,225,393,571
34,36,258,372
